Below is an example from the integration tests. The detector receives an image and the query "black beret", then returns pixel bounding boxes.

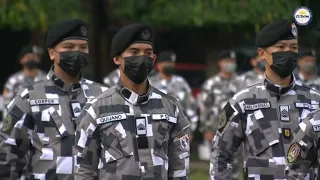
[217,50,237,61]
[298,46,316,58]
[111,23,155,58]
[46,19,88,48]
[157,51,176,63]
[256,19,298,47]
[19,45,35,59]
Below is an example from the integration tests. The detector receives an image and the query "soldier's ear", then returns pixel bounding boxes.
[257,48,265,60]
[152,54,157,65]
[113,56,121,65]
[48,48,55,61]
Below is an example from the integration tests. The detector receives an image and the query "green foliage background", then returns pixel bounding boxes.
[0,0,301,32]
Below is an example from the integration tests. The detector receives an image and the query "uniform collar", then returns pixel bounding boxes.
[47,66,82,93]
[116,80,152,105]
[264,74,295,95]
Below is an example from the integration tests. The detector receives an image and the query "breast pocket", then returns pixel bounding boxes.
[33,105,68,146]
[246,110,279,156]
[151,114,176,159]
[99,120,133,163]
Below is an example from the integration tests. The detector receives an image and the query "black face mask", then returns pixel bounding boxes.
[163,66,175,76]
[123,56,154,84]
[24,60,39,70]
[270,51,298,78]
[58,51,89,77]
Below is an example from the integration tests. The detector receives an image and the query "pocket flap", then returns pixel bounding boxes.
[48,107,68,138]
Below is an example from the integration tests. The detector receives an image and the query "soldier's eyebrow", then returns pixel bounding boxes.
[61,42,74,46]
[128,48,139,51]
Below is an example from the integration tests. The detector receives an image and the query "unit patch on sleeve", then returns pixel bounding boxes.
[287,143,301,163]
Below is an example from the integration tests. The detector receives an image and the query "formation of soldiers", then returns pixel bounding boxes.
[0,17,320,180]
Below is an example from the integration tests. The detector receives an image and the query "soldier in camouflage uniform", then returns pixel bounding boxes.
[103,68,120,88]
[285,109,320,179]
[3,45,46,117]
[237,51,265,90]
[0,19,107,180]
[209,19,320,179]
[294,46,320,91]
[75,23,190,180]
[149,51,198,135]
[198,50,241,178]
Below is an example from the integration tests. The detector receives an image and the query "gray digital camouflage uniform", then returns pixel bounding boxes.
[74,80,190,180]
[198,74,242,179]
[237,70,264,91]
[295,72,320,91]
[0,67,107,180]
[3,70,47,107]
[286,108,320,180]
[198,74,239,132]
[149,74,198,134]
[103,68,120,88]
[209,75,320,180]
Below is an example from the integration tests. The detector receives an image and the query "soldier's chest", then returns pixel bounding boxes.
[96,103,177,161]
[29,90,88,145]
[244,95,318,146]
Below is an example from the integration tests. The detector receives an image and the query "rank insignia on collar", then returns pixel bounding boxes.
[282,128,291,138]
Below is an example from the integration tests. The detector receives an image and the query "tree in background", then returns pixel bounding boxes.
[0,0,305,80]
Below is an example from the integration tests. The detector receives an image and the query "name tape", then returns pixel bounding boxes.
[295,103,319,110]
[244,102,271,111]
[96,113,127,124]
[30,99,59,106]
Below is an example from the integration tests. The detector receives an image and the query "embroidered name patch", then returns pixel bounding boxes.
[30,99,59,105]
[287,143,301,163]
[96,113,127,124]
[295,103,319,110]
[243,102,270,111]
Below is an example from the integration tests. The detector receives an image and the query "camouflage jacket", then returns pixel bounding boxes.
[74,80,190,180]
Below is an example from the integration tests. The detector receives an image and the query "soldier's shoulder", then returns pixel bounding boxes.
[295,81,320,96]
[90,86,118,104]
[152,87,179,104]
[202,74,220,89]
[6,71,24,83]
[231,81,264,102]
[82,78,106,88]
[173,75,187,82]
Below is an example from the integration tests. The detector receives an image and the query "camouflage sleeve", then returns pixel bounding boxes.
[74,100,101,180]
[209,101,245,180]
[198,80,216,132]
[168,101,191,180]
[178,80,198,134]
[286,114,319,179]
[103,76,112,88]
[0,88,32,179]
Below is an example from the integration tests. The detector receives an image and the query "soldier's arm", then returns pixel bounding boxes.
[209,101,245,180]
[286,115,319,179]
[3,77,14,103]
[74,102,101,180]
[0,88,32,179]
[198,80,216,132]
[168,102,191,180]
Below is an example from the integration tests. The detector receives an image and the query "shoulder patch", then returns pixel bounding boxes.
[2,115,13,132]
[217,111,228,133]
[287,143,301,163]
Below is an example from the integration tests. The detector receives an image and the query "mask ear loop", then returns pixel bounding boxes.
[261,49,272,67]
